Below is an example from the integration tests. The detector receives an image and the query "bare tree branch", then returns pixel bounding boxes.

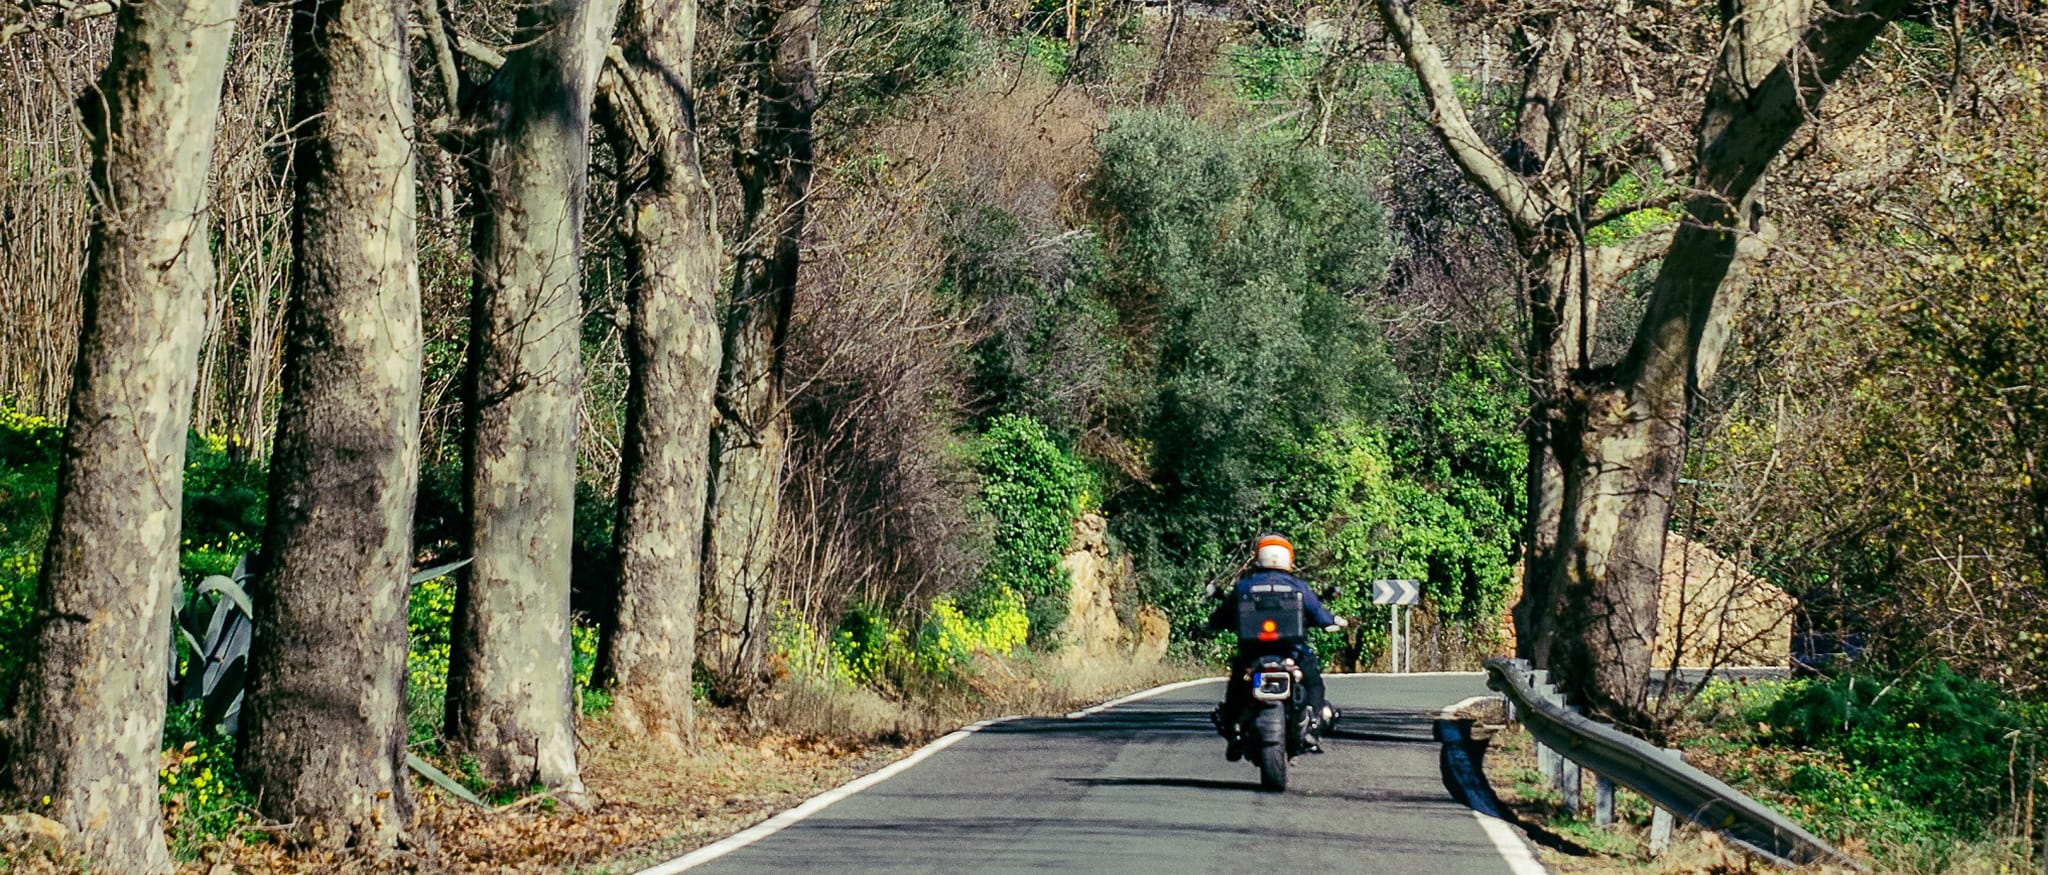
[414,0,464,109]
[1,0,116,45]
[1373,0,1560,237]
[1590,224,1677,286]
[1696,0,1912,204]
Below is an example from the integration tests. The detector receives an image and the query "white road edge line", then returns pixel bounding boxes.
[1063,677,1218,719]
[1472,811,1551,875]
[635,676,1220,874]
[1437,690,1550,875]
[632,716,1015,875]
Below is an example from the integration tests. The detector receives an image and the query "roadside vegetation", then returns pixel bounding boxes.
[1,0,2044,871]
[1489,670,2046,874]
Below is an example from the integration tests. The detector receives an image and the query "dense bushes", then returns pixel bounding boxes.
[972,415,1090,643]
[943,199,1116,439]
[1761,666,2043,835]
[1689,666,2047,862]
[1087,108,1404,639]
[0,404,58,690]
[822,591,1030,688]
[1690,74,2048,695]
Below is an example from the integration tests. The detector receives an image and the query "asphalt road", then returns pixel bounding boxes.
[667,673,1539,874]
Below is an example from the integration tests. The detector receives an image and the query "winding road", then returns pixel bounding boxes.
[643,674,1546,874]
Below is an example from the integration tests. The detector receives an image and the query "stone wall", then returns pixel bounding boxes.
[1501,532,1794,668]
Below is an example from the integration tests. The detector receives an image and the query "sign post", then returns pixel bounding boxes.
[1371,579,1420,673]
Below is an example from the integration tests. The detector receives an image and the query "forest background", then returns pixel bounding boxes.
[1,0,2045,871]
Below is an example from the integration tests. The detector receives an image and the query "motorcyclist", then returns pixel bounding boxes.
[1207,533,1339,759]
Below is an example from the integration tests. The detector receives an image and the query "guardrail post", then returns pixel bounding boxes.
[1530,670,1560,783]
[1594,774,1615,826]
[1558,705,1583,812]
[1650,804,1673,856]
[1649,747,1681,856]
[1502,658,1530,721]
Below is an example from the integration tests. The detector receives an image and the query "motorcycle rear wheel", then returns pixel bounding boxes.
[1257,742,1287,791]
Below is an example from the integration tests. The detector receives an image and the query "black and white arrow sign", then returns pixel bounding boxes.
[1371,579,1420,606]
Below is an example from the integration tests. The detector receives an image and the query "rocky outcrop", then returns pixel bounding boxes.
[1058,513,1168,663]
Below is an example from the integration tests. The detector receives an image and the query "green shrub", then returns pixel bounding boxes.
[833,602,910,687]
[0,403,59,545]
[0,552,36,693]
[180,432,266,549]
[1758,666,2044,837]
[1090,108,1400,643]
[940,199,1115,439]
[829,0,979,110]
[771,605,856,687]
[178,532,258,582]
[1228,45,1312,103]
[1004,34,1070,79]
[0,404,60,694]
[407,572,457,746]
[974,414,1090,644]
[915,589,1029,674]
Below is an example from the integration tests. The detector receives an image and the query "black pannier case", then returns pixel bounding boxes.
[1236,586,1304,642]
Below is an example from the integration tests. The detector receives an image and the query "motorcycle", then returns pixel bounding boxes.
[1239,652,1311,791]
[1217,584,1345,792]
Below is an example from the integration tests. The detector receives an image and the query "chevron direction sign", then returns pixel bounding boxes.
[1371,579,1420,606]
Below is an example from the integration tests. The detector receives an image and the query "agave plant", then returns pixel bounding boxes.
[167,553,256,735]
[166,554,472,738]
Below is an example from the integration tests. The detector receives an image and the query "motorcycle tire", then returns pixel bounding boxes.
[1257,741,1287,791]
[1254,706,1288,792]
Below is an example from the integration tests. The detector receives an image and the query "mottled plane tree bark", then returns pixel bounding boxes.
[236,0,422,848]
[1377,0,1907,728]
[445,0,623,800]
[0,0,240,868]
[1370,0,1677,671]
[591,0,723,748]
[1544,0,1907,729]
[698,0,818,699]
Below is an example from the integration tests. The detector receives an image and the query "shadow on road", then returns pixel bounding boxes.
[1060,775,1264,792]
[1434,718,1594,860]
[1325,709,1435,745]
[982,709,1218,737]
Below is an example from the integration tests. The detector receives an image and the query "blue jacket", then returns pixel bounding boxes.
[1206,569,1337,633]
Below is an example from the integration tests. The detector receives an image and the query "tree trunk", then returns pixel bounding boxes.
[699,0,817,699]
[1544,204,1768,732]
[447,0,622,802]
[594,0,722,749]
[0,0,239,868]
[1540,0,1907,729]
[236,0,421,848]
[1513,246,1574,665]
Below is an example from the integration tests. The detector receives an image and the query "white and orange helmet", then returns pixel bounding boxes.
[1253,533,1295,571]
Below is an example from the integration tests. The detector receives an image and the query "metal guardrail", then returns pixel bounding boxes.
[1481,657,1864,871]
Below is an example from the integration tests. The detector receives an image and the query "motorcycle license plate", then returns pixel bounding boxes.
[1252,671,1291,701]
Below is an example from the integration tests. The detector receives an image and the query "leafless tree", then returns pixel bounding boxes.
[440,0,623,801]
[698,0,820,699]
[1375,0,1908,729]
[592,0,724,749]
